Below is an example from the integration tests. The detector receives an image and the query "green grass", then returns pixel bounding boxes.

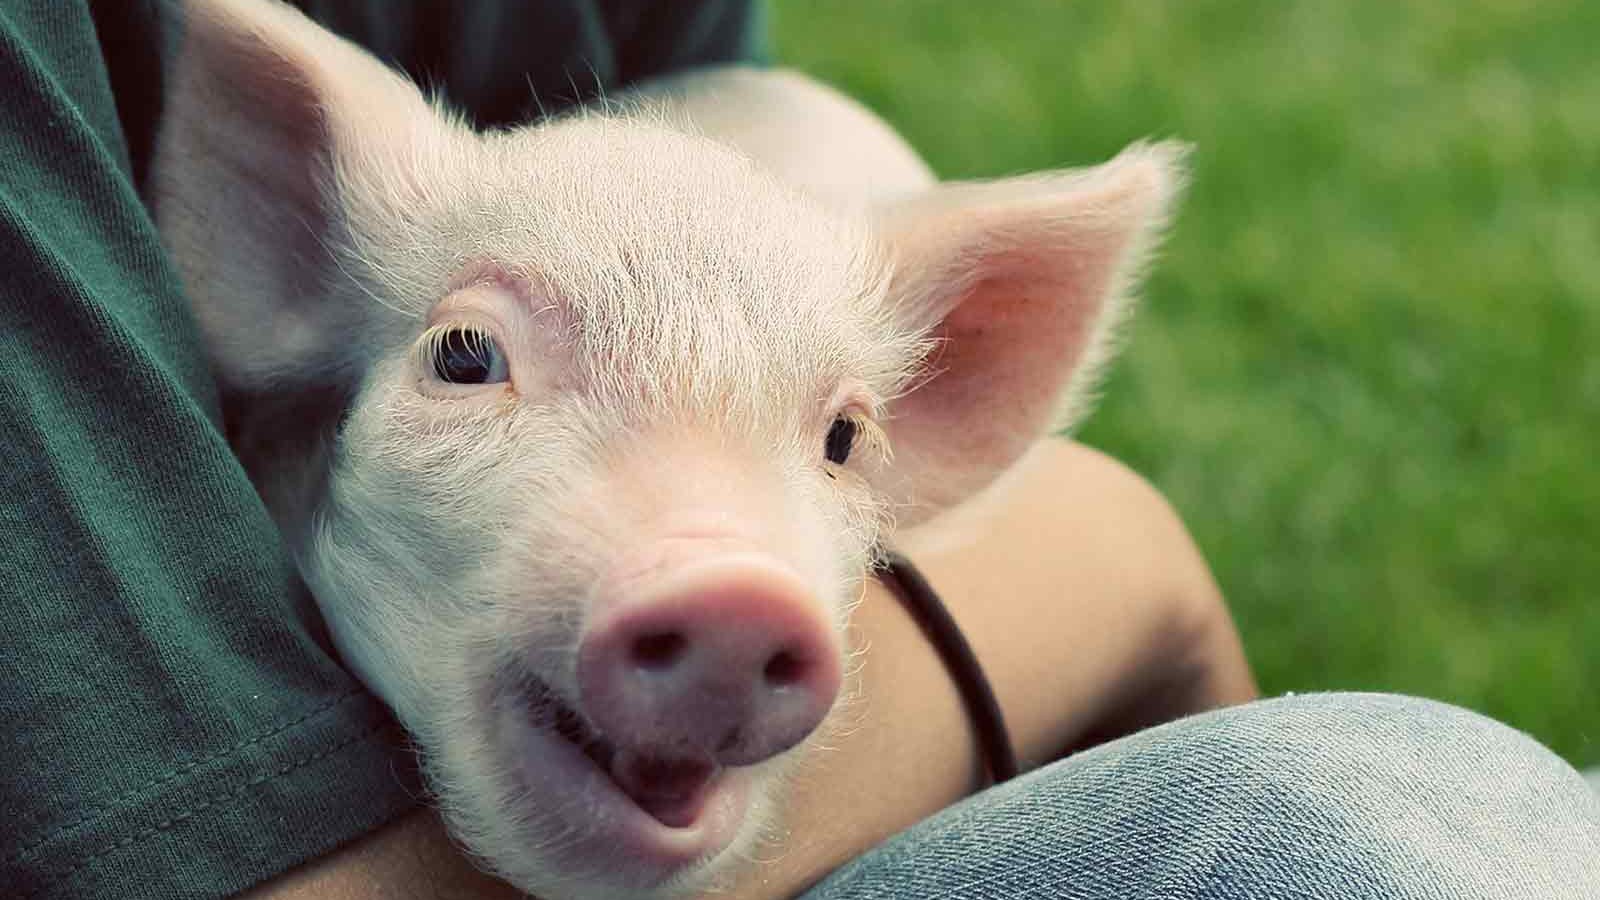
[771,0,1600,767]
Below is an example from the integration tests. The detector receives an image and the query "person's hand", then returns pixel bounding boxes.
[244,438,1255,900]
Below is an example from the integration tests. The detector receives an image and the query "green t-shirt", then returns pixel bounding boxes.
[0,3,764,898]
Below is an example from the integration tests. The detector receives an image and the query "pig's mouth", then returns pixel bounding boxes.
[523,677,729,830]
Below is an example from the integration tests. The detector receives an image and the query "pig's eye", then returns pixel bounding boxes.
[429,326,509,385]
[824,416,857,465]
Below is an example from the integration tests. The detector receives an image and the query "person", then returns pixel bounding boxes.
[2,3,1594,900]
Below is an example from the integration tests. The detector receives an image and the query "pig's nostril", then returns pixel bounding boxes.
[630,631,688,670]
[763,649,806,687]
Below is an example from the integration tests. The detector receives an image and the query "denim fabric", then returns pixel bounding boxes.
[802,693,1600,899]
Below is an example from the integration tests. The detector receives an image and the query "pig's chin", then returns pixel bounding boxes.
[494,675,756,888]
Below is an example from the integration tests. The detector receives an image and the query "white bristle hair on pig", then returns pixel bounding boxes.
[151,0,1186,896]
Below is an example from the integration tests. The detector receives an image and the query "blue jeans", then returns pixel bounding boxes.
[801,693,1600,899]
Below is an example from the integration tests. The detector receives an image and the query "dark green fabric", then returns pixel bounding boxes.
[0,2,764,898]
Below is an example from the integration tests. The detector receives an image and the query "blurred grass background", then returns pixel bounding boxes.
[770,0,1599,766]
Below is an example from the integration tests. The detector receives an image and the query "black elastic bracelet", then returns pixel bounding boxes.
[873,547,1019,785]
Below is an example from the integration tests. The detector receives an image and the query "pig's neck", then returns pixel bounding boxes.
[221,382,347,555]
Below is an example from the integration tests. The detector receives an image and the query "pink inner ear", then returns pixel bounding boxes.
[891,227,1129,490]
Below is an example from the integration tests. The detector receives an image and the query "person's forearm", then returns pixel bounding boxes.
[897,438,1257,767]
[239,807,523,899]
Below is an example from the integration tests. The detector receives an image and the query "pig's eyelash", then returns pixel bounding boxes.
[414,322,500,379]
[844,412,892,465]
[414,323,460,371]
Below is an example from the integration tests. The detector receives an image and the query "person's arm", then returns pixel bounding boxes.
[243,437,1255,900]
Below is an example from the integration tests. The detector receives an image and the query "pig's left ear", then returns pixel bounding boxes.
[876,141,1187,522]
[153,0,437,394]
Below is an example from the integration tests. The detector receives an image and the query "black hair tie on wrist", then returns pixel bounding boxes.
[872,547,1019,785]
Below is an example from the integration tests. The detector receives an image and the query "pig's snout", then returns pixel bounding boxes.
[578,559,842,767]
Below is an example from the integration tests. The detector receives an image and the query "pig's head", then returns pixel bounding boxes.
[153,1,1183,897]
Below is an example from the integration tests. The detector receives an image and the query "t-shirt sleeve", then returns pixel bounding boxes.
[0,4,422,900]
[1,1,762,898]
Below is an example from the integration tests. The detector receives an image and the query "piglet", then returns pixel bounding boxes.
[152,0,1184,897]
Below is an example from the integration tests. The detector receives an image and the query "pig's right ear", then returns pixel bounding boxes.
[873,142,1187,525]
[153,0,434,391]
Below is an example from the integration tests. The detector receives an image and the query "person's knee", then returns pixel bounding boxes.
[1106,692,1600,897]
[800,693,1599,899]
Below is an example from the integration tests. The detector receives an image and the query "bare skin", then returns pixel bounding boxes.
[243,438,1256,900]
